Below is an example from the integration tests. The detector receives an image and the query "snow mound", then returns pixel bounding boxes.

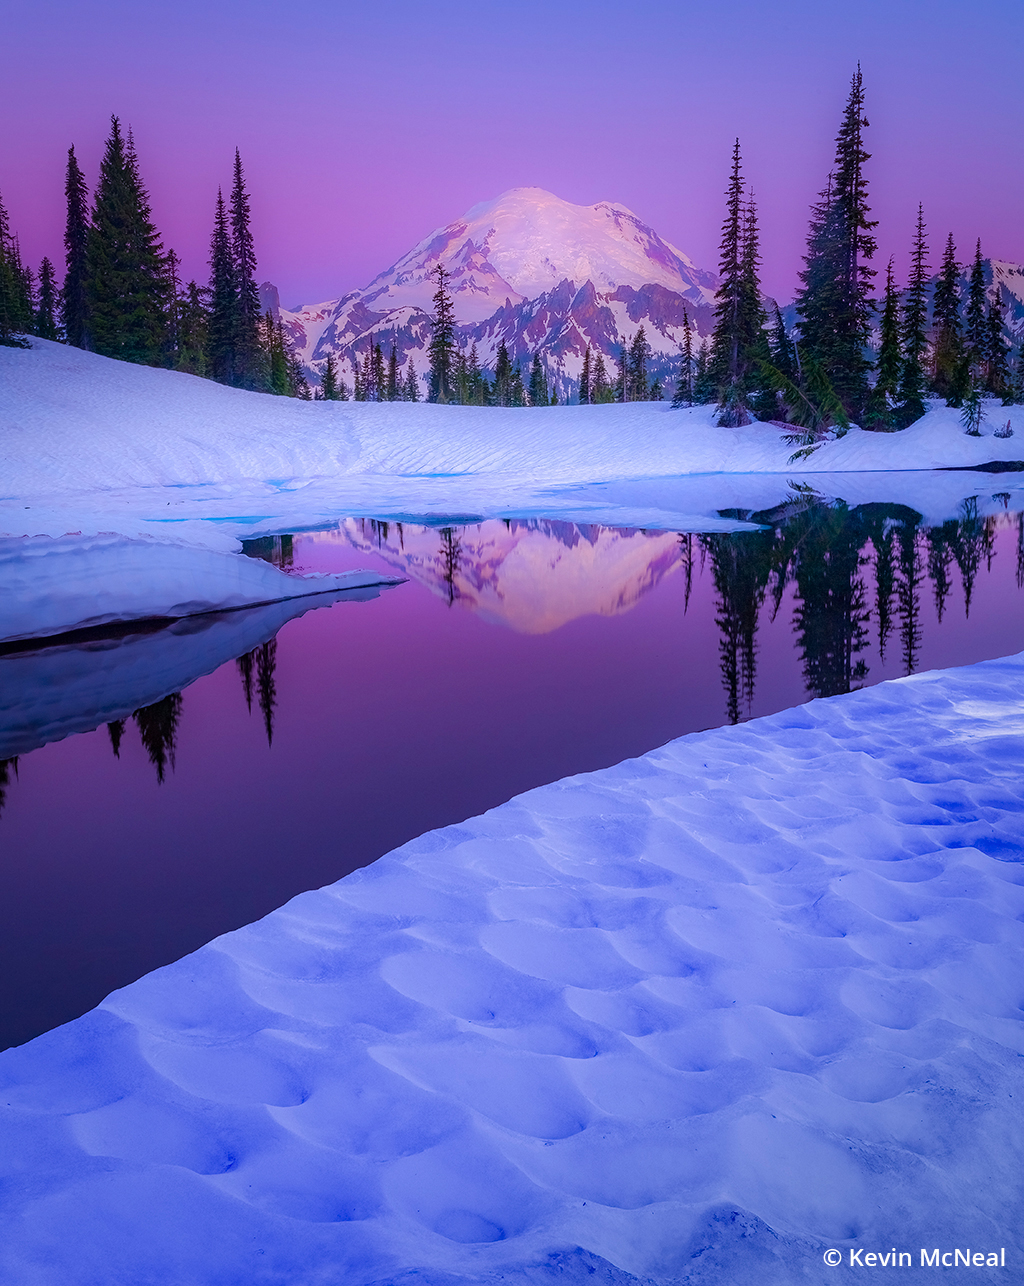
[0,532,399,643]
[4,342,1024,554]
[1,655,1022,1283]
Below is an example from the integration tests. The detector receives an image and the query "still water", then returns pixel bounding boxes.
[3,496,1024,1049]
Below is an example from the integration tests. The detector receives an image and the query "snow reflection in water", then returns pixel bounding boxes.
[2,494,1024,1048]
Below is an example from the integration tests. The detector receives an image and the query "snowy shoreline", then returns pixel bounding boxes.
[1,653,1022,1284]
[4,341,1024,553]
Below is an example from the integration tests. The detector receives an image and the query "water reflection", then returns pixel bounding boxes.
[335,498,1024,722]
[696,498,1018,718]
[0,584,388,800]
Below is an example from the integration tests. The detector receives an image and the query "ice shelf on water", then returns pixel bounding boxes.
[1,653,1022,1285]
[0,532,401,643]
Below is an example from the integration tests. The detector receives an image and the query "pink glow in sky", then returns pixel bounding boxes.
[2,0,1022,307]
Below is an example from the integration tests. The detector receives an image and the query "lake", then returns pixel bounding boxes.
[2,492,1023,1050]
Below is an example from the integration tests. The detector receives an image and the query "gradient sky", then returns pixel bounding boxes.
[2,0,1022,308]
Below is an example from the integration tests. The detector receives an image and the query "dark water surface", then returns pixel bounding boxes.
[3,498,1024,1049]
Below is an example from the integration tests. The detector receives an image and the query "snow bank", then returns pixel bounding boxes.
[2,654,1022,1284]
[0,532,400,643]
[4,340,1024,550]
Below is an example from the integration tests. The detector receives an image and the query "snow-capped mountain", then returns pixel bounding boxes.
[272,188,721,398]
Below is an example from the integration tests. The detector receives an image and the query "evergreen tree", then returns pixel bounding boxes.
[529,352,548,405]
[0,190,32,346]
[427,263,456,402]
[207,189,235,382]
[1011,342,1024,406]
[492,338,514,406]
[319,351,342,399]
[864,258,902,428]
[931,233,962,398]
[769,304,797,382]
[961,379,984,435]
[262,312,288,393]
[709,141,751,424]
[60,145,90,347]
[465,342,487,404]
[985,296,1010,398]
[579,345,592,404]
[509,361,527,407]
[288,349,311,398]
[692,341,715,403]
[403,359,420,401]
[177,281,209,376]
[629,326,652,401]
[34,257,59,339]
[84,118,168,363]
[964,239,987,364]
[614,338,628,402]
[387,342,399,400]
[229,150,266,390]
[590,351,613,403]
[371,341,386,402]
[895,205,929,427]
[794,68,877,420]
[671,313,694,408]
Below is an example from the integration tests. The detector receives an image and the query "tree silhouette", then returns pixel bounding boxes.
[439,527,462,606]
[0,758,18,818]
[256,640,277,746]
[133,693,183,783]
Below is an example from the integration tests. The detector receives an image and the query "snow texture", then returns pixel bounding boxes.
[3,341,1024,554]
[1,654,1022,1284]
[0,532,399,643]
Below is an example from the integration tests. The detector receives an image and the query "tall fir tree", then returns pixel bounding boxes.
[896,205,929,427]
[579,345,592,405]
[35,257,59,339]
[590,351,612,403]
[931,233,962,398]
[84,118,167,363]
[229,150,265,390]
[207,189,235,383]
[492,338,513,406]
[403,359,420,401]
[964,240,987,359]
[60,145,90,347]
[985,297,1010,399]
[671,312,694,408]
[710,140,750,425]
[794,68,877,420]
[387,342,399,400]
[528,353,549,405]
[371,341,386,402]
[427,263,456,403]
[865,258,902,428]
[629,326,653,401]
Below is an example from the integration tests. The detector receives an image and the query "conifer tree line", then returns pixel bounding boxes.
[424,265,663,406]
[0,116,314,398]
[681,66,1024,434]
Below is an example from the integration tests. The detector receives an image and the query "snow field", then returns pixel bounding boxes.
[1,654,1022,1284]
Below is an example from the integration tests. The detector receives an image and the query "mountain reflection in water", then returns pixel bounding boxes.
[337,498,1022,717]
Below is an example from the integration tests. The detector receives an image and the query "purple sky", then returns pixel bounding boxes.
[2,0,1022,308]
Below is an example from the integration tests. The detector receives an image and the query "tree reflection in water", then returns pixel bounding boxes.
[132,693,184,783]
[0,758,17,818]
[701,497,1006,723]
